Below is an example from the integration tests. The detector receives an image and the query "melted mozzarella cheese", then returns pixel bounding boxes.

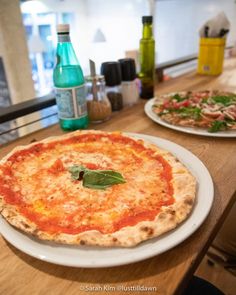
[2,134,172,234]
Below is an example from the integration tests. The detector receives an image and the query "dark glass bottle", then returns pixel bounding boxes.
[138,16,155,99]
[53,24,88,130]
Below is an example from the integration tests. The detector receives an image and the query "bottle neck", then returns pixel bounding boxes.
[142,23,153,39]
[55,33,79,66]
[57,33,71,43]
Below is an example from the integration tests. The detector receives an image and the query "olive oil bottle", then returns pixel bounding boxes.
[53,24,88,130]
[138,16,155,99]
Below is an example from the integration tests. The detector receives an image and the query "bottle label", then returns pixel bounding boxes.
[55,84,87,119]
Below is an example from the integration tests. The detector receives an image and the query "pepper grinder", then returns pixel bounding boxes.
[118,58,139,106]
[101,62,123,111]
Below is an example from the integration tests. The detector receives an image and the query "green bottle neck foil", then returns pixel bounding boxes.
[53,33,88,130]
[139,22,155,99]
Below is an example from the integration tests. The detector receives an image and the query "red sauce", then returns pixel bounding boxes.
[2,165,13,177]
[8,143,44,162]
[84,163,101,170]
[113,210,158,232]
[0,133,174,235]
[48,159,65,175]
[0,167,21,205]
[7,134,147,162]
[156,155,174,197]
[0,184,22,206]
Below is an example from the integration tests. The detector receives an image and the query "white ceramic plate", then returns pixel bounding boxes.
[145,98,236,137]
[0,133,214,268]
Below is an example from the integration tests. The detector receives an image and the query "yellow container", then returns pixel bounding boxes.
[197,38,226,75]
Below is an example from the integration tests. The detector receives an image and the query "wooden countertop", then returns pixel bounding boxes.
[0,58,236,295]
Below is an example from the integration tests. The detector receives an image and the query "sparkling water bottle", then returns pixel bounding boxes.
[53,24,88,130]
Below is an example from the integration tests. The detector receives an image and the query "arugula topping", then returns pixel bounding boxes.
[68,165,126,190]
[208,120,228,133]
[171,94,187,102]
[211,95,236,106]
[161,107,202,120]
[177,107,202,120]
[201,98,208,104]
[158,109,170,116]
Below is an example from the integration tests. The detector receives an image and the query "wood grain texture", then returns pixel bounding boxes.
[0,58,236,295]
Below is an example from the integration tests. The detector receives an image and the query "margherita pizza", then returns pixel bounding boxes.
[0,130,196,247]
[152,90,236,132]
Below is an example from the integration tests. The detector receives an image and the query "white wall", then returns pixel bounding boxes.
[21,0,236,75]
[155,0,236,63]
[21,0,149,75]
[85,0,149,72]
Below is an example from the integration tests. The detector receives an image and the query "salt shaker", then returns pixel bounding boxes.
[119,58,140,106]
[101,62,123,111]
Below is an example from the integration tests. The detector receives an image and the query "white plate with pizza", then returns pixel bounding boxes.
[0,131,214,267]
[144,90,236,137]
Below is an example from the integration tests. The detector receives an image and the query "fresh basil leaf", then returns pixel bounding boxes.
[83,170,126,190]
[81,183,110,190]
[68,166,126,190]
[208,120,228,133]
[68,165,87,180]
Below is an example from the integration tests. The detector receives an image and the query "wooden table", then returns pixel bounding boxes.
[1,58,236,295]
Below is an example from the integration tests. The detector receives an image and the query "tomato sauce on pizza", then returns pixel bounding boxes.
[0,131,195,247]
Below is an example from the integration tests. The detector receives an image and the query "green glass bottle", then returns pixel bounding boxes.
[53,24,88,130]
[138,16,155,99]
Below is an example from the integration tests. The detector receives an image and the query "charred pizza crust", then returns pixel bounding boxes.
[0,130,196,247]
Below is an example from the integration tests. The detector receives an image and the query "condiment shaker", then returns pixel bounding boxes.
[101,62,123,111]
[85,75,111,123]
[118,58,139,106]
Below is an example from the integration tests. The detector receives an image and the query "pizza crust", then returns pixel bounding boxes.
[0,130,196,247]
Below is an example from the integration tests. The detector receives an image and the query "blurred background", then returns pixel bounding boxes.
[0,0,236,142]
[2,0,236,96]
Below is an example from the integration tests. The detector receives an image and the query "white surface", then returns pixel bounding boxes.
[0,133,214,268]
[155,0,236,62]
[145,98,236,138]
